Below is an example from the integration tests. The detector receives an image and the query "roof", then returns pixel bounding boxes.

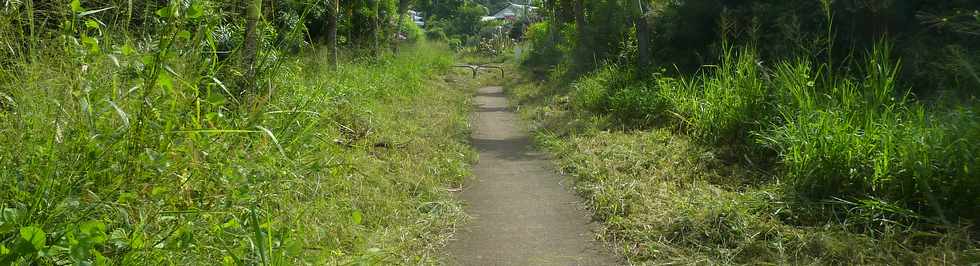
[491,3,538,19]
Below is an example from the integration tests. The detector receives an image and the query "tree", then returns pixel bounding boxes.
[394,0,412,53]
[573,0,591,69]
[243,0,262,89]
[374,0,382,58]
[327,0,339,68]
[636,0,651,68]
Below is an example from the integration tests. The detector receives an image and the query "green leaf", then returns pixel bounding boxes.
[109,228,129,248]
[0,244,11,264]
[79,7,116,17]
[81,36,100,54]
[129,231,145,249]
[207,93,226,106]
[156,6,172,18]
[156,72,173,90]
[351,210,363,225]
[70,0,84,13]
[177,30,192,41]
[121,43,135,56]
[141,55,155,66]
[0,208,19,234]
[85,19,100,29]
[79,220,107,245]
[150,186,169,196]
[19,226,46,251]
[92,250,107,265]
[221,219,240,229]
[187,3,205,19]
[116,192,136,203]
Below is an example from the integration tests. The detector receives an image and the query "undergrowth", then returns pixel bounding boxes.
[0,42,475,264]
[506,41,980,263]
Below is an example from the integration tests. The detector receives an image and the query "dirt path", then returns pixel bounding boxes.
[447,87,618,265]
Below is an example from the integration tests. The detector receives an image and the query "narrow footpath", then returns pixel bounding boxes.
[448,86,618,265]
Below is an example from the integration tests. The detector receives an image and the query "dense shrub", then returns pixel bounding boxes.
[523,21,573,69]
[569,65,664,124]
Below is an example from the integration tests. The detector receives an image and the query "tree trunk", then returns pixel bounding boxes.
[636,1,651,68]
[548,0,559,44]
[243,0,262,90]
[327,0,339,69]
[373,0,381,58]
[573,0,591,68]
[574,0,586,38]
[394,0,410,53]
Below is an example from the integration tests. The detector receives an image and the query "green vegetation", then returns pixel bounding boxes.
[509,64,980,264]
[513,0,980,264]
[0,40,476,264]
[3,0,978,264]
[0,0,486,264]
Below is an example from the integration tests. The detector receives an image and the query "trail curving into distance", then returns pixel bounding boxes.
[447,86,618,265]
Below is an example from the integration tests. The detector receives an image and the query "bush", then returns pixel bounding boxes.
[400,16,424,43]
[566,64,666,125]
[570,65,618,112]
[523,21,574,68]
[607,83,665,124]
[426,27,447,41]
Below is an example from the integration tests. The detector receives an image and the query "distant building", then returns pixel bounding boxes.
[408,10,424,27]
[481,2,538,22]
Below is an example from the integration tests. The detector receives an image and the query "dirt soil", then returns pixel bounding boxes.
[447,86,619,265]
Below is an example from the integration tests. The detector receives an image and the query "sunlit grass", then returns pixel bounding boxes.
[0,40,475,264]
[509,40,980,264]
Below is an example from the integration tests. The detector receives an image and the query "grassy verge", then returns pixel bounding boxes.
[506,68,980,264]
[0,43,476,264]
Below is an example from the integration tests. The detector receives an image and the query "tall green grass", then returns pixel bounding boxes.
[549,42,979,225]
[0,36,471,264]
[660,48,768,145]
[4,1,477,264]
[764,44,980,222]
[510,71,978,264]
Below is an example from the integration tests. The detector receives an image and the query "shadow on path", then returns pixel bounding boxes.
[447,86,619,265]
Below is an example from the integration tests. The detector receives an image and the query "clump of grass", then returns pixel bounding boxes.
[561,47,771,144]
[569,65,619,113]
[764,43,980,223]
[660,47,769,145]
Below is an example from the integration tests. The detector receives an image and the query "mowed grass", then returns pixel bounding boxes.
[506,71,980,264]
[0,43,476,264]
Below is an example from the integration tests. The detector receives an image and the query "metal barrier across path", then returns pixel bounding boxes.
[453,65,505,78]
